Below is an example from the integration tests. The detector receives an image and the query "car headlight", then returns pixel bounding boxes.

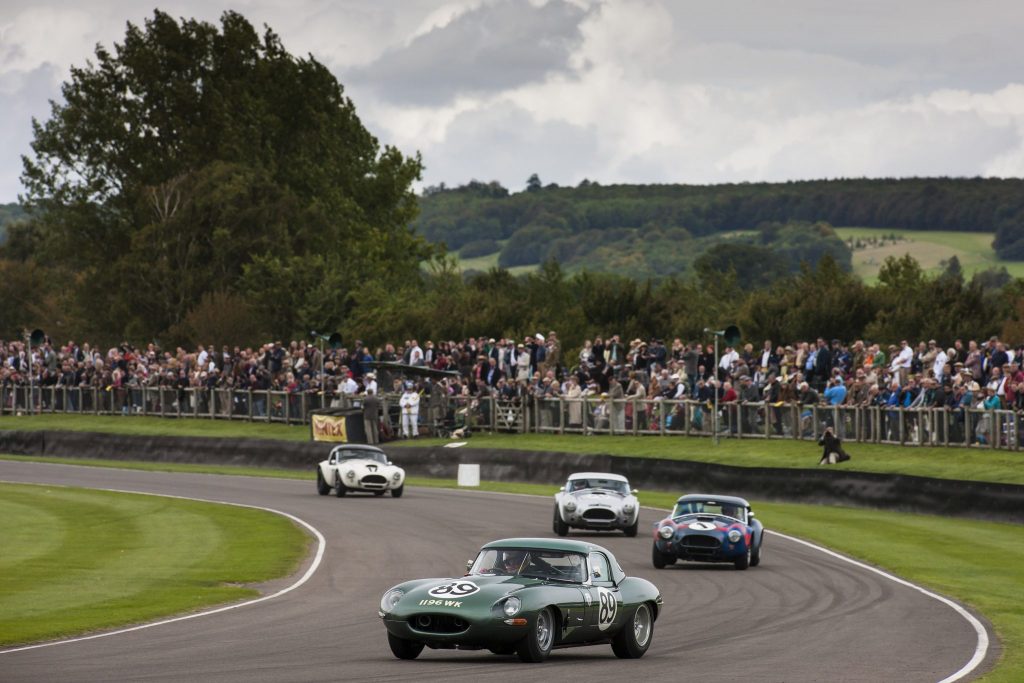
[380,588,404,613]
[623,503,635,513]
[564,500,577,512]
[503,596,522,617]
[728,529,742,543]
[345,470,355,480]
[392,471,401,481]
[658,525,674,539]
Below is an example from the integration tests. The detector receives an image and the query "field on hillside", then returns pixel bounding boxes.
[443,228,1023,283]
[835,228,1024,283]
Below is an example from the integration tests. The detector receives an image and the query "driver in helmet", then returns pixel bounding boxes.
[499,550,527,574]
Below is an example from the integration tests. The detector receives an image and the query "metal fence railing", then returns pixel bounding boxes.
[2,386,1019,451]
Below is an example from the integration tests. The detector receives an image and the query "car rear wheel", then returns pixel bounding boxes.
[516,607,554,662]
[334,474,347,497]
[553,508,569,536]
[387,633,424,660]
[316,469,330,496]
[611,603,654,659]
[391,484,404,498]
[652,544,672,569]
[734,544,751,570]
[623,518,639,537]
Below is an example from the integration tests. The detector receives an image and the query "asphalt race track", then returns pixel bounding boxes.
[0,460,994,682]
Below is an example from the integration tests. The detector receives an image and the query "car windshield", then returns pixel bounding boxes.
[470,548,586,583]
[568,478,629,494]
[672,500,747,523]
[334,449,387,465]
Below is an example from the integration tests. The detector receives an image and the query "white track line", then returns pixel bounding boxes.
[767,530,989,683]
[0,482,326,655]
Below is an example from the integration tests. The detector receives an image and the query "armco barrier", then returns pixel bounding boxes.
[1,430,1021,523]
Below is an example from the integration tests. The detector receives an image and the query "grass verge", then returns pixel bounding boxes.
[1,454,1017,680]
[3,415,1023,485]
[0,481,309,647]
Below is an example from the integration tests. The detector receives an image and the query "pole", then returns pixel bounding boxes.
[26,330,33,415]
[713,333,719,446]
[320,337,325,402]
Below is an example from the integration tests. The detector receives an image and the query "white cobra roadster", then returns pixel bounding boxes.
[553,472,639,536]
[316,444,405,498]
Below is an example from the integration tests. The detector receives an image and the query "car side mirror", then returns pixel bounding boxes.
[631,488,639,495]
[387,461,393,466]
[559,486,565,492]
[466,559,474,571]
[592,566,602,578]
[748,511,755,518]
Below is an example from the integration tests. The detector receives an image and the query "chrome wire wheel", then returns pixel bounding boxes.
[535,609,553,651]
[633,604,652,648]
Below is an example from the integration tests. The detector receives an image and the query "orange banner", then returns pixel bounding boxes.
[311,414,348,442]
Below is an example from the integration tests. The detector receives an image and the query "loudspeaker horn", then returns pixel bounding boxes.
[29,329,46,346]
[722,325,741,347]
[328,332,343,349]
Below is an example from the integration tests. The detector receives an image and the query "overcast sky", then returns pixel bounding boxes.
[2,0,1023,202]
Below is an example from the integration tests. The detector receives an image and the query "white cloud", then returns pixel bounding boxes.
[1,0,1023,202]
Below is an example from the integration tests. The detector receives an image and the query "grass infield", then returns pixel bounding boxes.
[0,482,309,647]
[1,455,1019,680]
[2,414,1022,485]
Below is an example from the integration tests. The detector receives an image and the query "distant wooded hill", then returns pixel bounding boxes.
[0,203,26,244]
[416,177,1024,279]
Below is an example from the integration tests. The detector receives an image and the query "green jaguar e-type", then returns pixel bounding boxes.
[379,537,662,662]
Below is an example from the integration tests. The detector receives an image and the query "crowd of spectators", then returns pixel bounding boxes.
[4,332,1023,435]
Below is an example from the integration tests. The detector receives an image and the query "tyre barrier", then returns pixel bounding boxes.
[1,430,1021,523]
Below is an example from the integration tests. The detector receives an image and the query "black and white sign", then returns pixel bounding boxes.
[427,581,480,598]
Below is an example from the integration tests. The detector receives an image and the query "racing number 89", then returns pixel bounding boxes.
[429,581,478,597]
[598,590,616,627]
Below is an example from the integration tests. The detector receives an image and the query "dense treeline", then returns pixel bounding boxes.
[418,177,1024,274]
[344,254,1022,353]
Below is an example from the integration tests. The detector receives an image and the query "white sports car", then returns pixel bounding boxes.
[316,444,405,498]
[553,472,639,537]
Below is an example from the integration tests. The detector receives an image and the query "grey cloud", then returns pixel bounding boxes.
[0,63,62,202]
[417,102,599,191]
[345,0,590,106]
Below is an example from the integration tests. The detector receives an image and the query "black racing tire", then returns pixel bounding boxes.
[334,474,347,497]
[611,602,654,659]
[553,508,569,536]
[734,544,751,570]
[516,607,555,663]
[623,518,639,537]
[373,490,386,497]
[488,645,516,656]
[387,633,424,660]
[751,537,762,567]
[316,468,330,496]
[391,484,404,498]
[652,544,668,569]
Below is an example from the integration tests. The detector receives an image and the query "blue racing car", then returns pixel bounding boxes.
[651,494,764,570]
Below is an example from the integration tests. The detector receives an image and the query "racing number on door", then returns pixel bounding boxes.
[428,581,480,598]
[596,587,617,631]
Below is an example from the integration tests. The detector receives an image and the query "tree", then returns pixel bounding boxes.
[21,10,428,344]
[526,173,542,193]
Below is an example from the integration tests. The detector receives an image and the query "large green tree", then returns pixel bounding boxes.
[21,10,427,344]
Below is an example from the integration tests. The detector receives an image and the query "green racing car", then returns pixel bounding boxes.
[379,537,663,662]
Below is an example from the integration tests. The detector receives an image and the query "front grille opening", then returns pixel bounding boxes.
[409,613,470,634]
[582,508,616,520]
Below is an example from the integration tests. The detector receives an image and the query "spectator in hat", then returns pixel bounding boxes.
[399,383,420,438]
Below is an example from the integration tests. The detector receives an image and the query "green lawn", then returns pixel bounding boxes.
[4,415,1022,485]
[834,227,1024,283]
[0,482,309,646]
